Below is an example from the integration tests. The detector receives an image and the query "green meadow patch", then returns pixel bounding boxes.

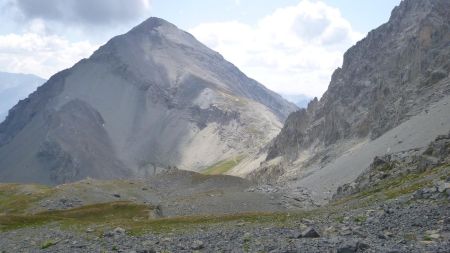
[201,156,244,175]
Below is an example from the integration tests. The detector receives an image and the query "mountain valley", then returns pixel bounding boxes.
[0,0,449,252]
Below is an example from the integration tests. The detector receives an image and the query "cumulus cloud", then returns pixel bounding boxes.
[0,0,152,78]
[0,31,98,78]
[13,0,152,26]
[190,0,363,98]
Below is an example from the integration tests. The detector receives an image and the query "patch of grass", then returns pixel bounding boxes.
[0,184,54,214]
[332,164,449,209]
[0,214,51,231]
[41,239,58,249]
[44,201,151,219]
[404,233,416,241]
[0,201,153,232]
[354,215,367,223]
[384,181,431,199]
[243,235,251,252]
[201,156,244,175]
[423,235,433,241]
[0,201,314,235]
[334,216,344,223]
[128,211,296,234]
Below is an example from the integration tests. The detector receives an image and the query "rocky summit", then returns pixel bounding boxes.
[0,0,449,252]
[0,17,296,185]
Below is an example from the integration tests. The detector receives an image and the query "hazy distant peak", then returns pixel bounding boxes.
[0,71,46,122]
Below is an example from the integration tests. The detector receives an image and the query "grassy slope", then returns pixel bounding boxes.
[0,184,54,214]
[0,201,312,234]
[201,156,244,175]
[0,164,447,235]
[332,164,449,209]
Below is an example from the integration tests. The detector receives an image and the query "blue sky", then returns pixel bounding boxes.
[0,0,401,98]
[153,0,399,33]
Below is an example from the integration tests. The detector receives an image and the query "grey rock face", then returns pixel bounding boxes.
[0,17,296,184]
[263,0,450,176]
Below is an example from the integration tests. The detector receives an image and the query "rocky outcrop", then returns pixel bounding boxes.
[0,17,296,185]
[334,131,450,199]
[261,0,450,180]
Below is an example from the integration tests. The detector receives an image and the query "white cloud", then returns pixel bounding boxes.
[0,31,98,78]
[0,0,152,79]
[190,0,363,98]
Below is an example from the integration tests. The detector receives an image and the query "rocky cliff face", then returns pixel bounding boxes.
[0,17,296,185]
[260,0,450,178]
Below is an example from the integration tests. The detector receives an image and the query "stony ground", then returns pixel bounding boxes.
[0,196,448,253]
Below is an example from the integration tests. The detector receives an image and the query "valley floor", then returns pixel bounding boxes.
[0,163,449,252]
[0,195,448,252]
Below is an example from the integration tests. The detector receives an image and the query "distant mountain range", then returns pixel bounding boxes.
[281,94,313,108]
[0,72,45,122]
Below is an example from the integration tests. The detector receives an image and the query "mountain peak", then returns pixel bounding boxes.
[115,16,210,55]
[130,17,176,33]
[389,0,434,22]
[0,16,296,184]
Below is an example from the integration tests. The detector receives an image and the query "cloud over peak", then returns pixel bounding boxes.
[190,0,363,97]
[0,32,98,78]
[0,0,153,78]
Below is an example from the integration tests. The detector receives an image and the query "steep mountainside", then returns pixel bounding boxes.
[0,72,45,122]
[249,0,450,184]
[0,17,296,185]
